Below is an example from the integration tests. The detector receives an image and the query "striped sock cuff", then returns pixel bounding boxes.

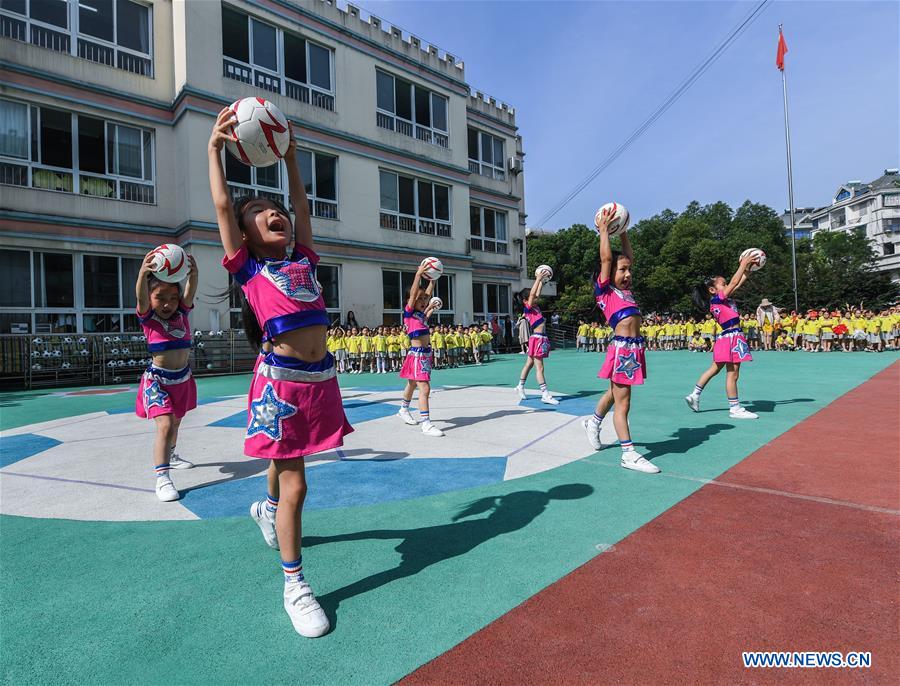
[266,495,278,512]
[694,384,704,395]
[591,412,604,425]
[540,383,548,392]
[155,463,170,476]
[282,558,304,581]
[518,378,527,385]
[619,440,634,451]
[420,410,430,420]
[728,396,740,406]
[401,400,411,409]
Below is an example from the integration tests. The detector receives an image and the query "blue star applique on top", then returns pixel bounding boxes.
[247,383,298,441]
[732,338,751,359]
[614,352,642,380]
[143,380,169,410]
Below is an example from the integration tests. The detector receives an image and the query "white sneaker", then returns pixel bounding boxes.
[250,500,279,550]
[684,394,700,413]
[398,408,417,425]
[729,406,759,420]
[283,581,330,638]
[169,452,194,469]
[620,450,660,474]
[515,384,526,400]
[156,477,180,502]
[421,423,445,437]
[541,392,560,405]
[582,418,603,450]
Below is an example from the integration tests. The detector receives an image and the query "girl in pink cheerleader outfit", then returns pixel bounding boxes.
[135,251,199,502]
[684,252,761,420]
[581,206,658,474]
[209,109,351,638]
[514,276,559,405]
[396,262,443,436]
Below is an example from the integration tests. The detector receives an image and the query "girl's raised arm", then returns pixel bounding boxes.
[406,264,427,309]
[135,252,156,313]
[208,108,243,258]
[722,254,755,298]
[526,277,543,308]
[181,255,199,309]
[283,124,313,251]
[597,206,615,284]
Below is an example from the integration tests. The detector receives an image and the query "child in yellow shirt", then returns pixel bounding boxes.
[374,326,388,373]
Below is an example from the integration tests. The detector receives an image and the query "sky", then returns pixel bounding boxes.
[361,0,900,229]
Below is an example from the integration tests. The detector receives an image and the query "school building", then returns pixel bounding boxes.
[0,0,528,335]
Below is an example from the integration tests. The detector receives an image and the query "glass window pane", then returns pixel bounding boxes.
[40,253,74,308]
[0,249,31,307]
[484,209,495,238]
[318,265,339,309]
[115,125,142,177]
[382,270,400,310]
[283,33,306,83]
[395,79,412,120]
[398,175,414,215]
[376,71,394,112]
[481,132,493,165]
[0,1,26,16]
[0,313,30,334]
[31,0,68,27]
[83,255,120,308]
[469,205,481,236]
[142,130,152,180]
[79,0,113,41]
[35,313,76,333]
[441,275,453,310]
[400,271,416,300]
[40,108,72,169]
[315,154,336,200]
[0,99,29,159]
[251,19,277,71]
[487,284,498,313]
[78,115,105,174]
[434,185,449,221]
[116,0,150,53]
[308,43,331,90]
[499,285,510,313]
[473,282,484,314]
[431,94,447,131]
[225,150,252,185]
[83,312,121,332]
[495,211,507,240]
[417,180,433,218]
[493,137,504,166]
[120,257,141,309]
[255,162,279,188]
[414,86,430,127]
[122,313,139,331]
[221,6,249,62]
[467,128,478,160]
[379,170,397,211]
[297,149,313,196]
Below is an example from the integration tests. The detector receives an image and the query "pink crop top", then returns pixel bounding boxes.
[137,302,192,352]
[223,243,329,342]
[594,277,641,328]
[403,305,429,340]
[523,304,545,331]
[710,291,740,329]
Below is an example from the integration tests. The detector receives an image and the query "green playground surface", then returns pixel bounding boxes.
[1,350,897,685]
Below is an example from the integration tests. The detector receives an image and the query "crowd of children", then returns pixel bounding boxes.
[325,322,496,373]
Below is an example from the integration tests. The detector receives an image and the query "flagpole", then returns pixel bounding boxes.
[779,24,799,312]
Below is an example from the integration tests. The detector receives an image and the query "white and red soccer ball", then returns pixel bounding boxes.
[535,264,553,283]
[740,247,767,272]
[594,202,631,236]
[225,97,291,168]
[149,244,190,283]
[420,257,444,281]
[429,296,443,311]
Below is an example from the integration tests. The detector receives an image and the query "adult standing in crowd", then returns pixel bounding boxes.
[345,310,360,329]
[517,314,530,354]
[756,299,780,351]
[503,316,513,352]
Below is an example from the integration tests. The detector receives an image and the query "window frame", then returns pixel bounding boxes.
[469,204,509,254]
[375,68,449,148]
[379,169,452,238]
[472,281,511,322]
[467,127,506,180]
[296,149,339,220]
[382,268,455,325]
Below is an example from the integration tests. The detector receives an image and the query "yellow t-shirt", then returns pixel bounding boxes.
[374,334,387,352]
[480,331,492,345]
[866,317,881,333]
[346,335,361,354]
[686,322,695,337]
[388,334,401,353]
[577,324,590,337]
[332,336,346,351]
[432,332,444,349]
[359,336,373,353]
[805,320,820,335]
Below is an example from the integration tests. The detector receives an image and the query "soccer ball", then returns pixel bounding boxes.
[225,97,291,168]
[535,264,553,283]
[420,257,444,281]
[429,296,443,311]
[740,248,767,272]
[149,244,190,283]
[594,202,631,236]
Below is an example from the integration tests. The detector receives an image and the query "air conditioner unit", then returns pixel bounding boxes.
[508,157,522,174]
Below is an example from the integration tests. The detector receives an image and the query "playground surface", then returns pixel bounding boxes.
[1,350,898,685]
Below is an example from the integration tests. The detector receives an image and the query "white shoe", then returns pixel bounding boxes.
[398,408,417,425]
[156,477,180,502]
[582,418,603,450]
[684,394,700,413]
[620,450,660,474]
[283,581,330,638]
[421,423,445,437]
[515,384,527,400]
[250,500,279,550]
[541,392,559,405]
[169,452,194,469]
[729,406,759,420]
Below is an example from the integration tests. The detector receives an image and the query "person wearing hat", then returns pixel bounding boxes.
[756,298,779,351]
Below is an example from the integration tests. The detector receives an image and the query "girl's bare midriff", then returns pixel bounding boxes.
[151,349,191,370]
[614,315,643,338]
[273,325,328,362]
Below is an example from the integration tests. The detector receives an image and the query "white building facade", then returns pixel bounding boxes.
[808,169,900,283]
[0,0,528,334]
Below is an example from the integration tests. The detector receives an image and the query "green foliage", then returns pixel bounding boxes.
[526,200,898,317]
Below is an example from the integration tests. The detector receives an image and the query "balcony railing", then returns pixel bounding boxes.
[468,160,505,181]
[222,58,335,112]
[310,198,338,219]
[375,112,448,149]
[469,237,509,254]
[0,159,154,204]
[285,80,335,112]
[1,14,26,41]
[380,211,450,237]
[226,183,337,220]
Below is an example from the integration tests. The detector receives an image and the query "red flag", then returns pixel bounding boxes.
[776,28,788,71]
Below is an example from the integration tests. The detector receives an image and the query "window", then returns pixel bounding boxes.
[468,128,505,180]
[469,205,508,253]
[224,152,285,207]
[883,242,895,256]
[885,194,900,207]
[835,189,851,202]
[0,99,155,203]
[379,170,451,237]
[317,264,340,318]
[382,269,455,325]
[221,6,335,111]
[472,282,511,322]
[296,150,338,219]
[0,0,153,75]
[0,249,31,308]
[82,255,119,308]
[831,209,846,227]
[35,252,74,308]
[375,70,449,148]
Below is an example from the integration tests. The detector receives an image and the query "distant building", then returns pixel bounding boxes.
[808,169,900,283]
[779,207,816,240]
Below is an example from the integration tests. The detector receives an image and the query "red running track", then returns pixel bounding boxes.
[403,362,899,685]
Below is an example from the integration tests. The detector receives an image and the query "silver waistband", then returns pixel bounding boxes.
[257,362,336,383]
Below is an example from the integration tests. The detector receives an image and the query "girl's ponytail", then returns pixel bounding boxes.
[692,278,715,312]
[241,291,264,352]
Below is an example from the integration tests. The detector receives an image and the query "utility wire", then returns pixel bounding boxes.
[535,0,773,228]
